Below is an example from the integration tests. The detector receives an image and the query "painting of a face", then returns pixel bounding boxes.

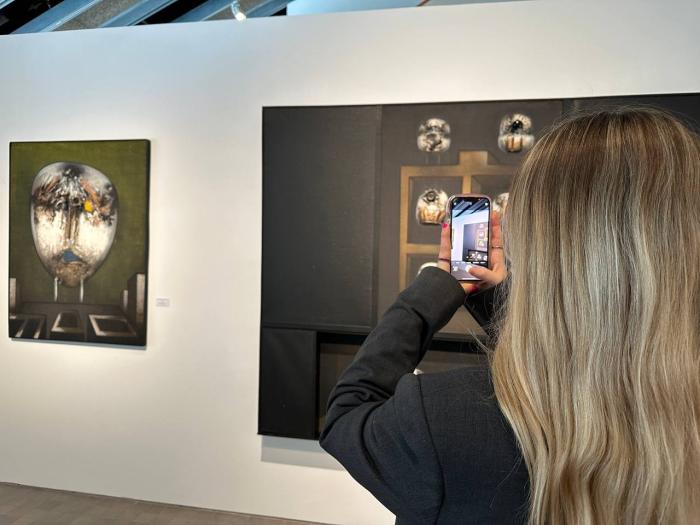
[10,140,149,346]
[30,162,118,287]
[417,118,451,153]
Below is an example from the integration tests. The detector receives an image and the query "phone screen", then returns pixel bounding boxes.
[450,196,490,281]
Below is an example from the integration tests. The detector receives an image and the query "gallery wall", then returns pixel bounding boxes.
[0,1,698,524]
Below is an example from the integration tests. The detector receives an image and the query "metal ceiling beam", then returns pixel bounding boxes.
[101,0,178,27]
[175,0,290,22]
[13,0,103,33]
[0,0,17,9]
[248,0,290,17]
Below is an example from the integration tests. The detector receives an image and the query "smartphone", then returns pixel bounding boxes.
[448,194,491,281]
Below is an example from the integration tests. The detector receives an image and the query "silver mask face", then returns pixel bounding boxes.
[498,113,535,153]
[417,118,451,153]
[30,162,118,288]
[416,188,449,225]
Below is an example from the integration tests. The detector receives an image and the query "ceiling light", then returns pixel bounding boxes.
[231,1,247,21]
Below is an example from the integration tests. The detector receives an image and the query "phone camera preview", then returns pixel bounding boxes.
[450,196,490,280]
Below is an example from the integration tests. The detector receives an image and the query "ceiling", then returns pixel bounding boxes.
[0,0,289,34]
[0,0,523,35]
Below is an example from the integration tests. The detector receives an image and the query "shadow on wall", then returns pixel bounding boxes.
[261,436,343,470]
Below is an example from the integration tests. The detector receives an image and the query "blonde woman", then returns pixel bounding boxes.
[320,108,700,524]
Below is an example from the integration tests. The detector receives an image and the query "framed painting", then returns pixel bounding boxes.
[9,140,150,346]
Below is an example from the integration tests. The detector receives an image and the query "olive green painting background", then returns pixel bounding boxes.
[9,140,149,305]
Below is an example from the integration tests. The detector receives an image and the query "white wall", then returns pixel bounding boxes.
[0,1,698,524]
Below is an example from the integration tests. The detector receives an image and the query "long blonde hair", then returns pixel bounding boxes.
[491,107,700,524]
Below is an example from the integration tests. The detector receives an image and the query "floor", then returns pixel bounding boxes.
[0,483,325,525]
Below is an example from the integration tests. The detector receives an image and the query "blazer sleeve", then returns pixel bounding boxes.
[463,283,506,339]
[319,266,466,524]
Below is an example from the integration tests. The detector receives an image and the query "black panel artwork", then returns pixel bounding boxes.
[259,328,318,439]
[262,106,381,332]
[260,93,700,439]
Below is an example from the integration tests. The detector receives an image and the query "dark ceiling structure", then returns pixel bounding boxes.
[0,1,516,35]
[0,0,289,34]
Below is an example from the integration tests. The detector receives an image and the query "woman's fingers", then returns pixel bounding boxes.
[462,282,480,294]
[437,222,478,294]
[468,265,501,287]
[489,210,505,270]
[491,210,502,245]
[468,211,507,289]
[437,222,451,272]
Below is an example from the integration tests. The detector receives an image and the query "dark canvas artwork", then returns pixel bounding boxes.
[262,94,700,341]
[258,94,700,439]
[259,94,700,440]
[9,140,150,346]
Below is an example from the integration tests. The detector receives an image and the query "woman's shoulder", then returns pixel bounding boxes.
[417,362,519,449]
[418,362,496,400]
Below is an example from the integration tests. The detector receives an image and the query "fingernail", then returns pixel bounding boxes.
[442,223,448,230]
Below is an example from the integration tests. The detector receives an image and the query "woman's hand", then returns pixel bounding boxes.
[436,211,507,294]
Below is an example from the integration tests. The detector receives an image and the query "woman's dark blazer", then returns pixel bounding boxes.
[319,267,529,525]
